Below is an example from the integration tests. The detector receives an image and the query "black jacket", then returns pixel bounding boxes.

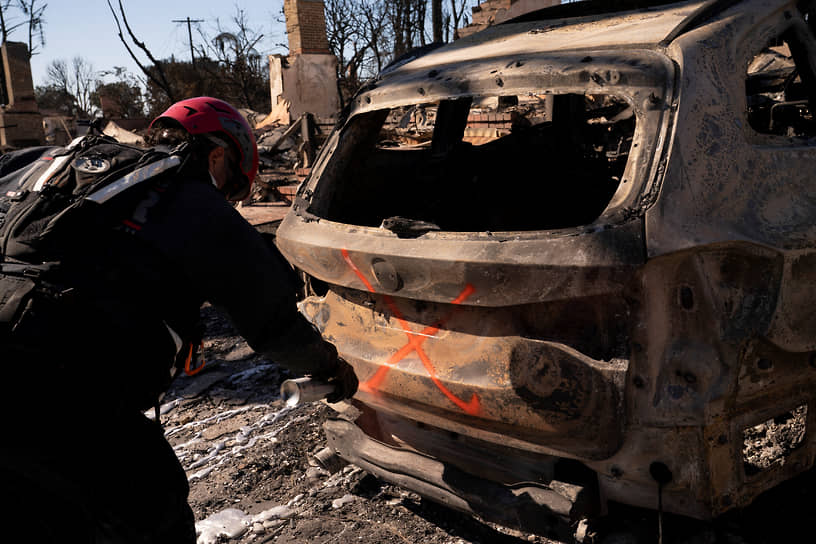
[1,146,335,411]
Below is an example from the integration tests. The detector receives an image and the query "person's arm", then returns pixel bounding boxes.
[140,180,356,398]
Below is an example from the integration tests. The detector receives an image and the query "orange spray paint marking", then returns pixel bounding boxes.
[341,249,480,416]
[341,249,375,292]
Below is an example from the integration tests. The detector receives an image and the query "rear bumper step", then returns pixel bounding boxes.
[324,417,599,535]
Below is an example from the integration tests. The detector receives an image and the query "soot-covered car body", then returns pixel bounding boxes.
[276,0,816,530]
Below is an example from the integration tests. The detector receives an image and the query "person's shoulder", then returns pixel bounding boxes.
[173,175,226,206]
[169,176,251,226]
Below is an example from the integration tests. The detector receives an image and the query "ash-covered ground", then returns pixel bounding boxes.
[156,304,816,544]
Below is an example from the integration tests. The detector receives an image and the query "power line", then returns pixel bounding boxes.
[172,16,204,68]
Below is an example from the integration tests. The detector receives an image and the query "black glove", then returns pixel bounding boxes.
[265,317,338,374]
[313,356,358,403]
[265,316,358,402]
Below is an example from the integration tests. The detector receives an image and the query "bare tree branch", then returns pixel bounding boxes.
[106,0,176,103]
[193,7,268,110]
[448,0,470,40]
[71,56,95,115]
[0,0,34,47]
[43,56,97,117]
[16,0,46,57]
[45,57,68,89]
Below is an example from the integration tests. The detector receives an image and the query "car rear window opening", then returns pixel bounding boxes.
[313,93,636,233]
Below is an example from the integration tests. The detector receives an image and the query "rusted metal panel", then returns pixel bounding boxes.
[300,285,627,459]
[592,242,812,518]
[647,1,816,254]
[277,219,645,305]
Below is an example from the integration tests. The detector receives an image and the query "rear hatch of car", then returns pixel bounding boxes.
[276,17,678,460]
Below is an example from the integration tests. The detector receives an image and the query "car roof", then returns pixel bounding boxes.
[383,0,800,83]
[346,0,789,115]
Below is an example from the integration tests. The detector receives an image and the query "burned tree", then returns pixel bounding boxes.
[324,0,474,104]
[107,0,177,104]
[389,0,427,57]
[194,7,270,111]
[446,0,470,40]
[325,0,390,104]
[43,56,97,117]
[93,67,146,118]
[16,0,45,58]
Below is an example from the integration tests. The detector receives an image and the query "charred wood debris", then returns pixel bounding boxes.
[243,111,326,206]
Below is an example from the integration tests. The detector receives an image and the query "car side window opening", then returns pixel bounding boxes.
[316,92,636,233]
[746,5,816,137]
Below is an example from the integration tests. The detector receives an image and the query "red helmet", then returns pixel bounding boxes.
[150,97,259,200]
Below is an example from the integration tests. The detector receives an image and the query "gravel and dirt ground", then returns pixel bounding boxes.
[154,303,816,544]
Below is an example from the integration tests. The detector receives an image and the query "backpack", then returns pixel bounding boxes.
[0,134,186,350]
[0,134,184,262]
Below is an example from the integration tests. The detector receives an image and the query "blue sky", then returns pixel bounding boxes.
[20,0,288,87]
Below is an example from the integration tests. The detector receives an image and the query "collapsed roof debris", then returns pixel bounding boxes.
[234,107,332,230]
[102,120,145,146]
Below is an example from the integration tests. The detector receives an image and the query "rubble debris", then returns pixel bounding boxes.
[257,99,292,128]
[42,115,74,146]
[257,114,303,154]
[331,493,357,509]
[743,405,808,475]
[235,109,260,128]
[195,504,296,544]
[246,112,328,211]
[102,120,145,146]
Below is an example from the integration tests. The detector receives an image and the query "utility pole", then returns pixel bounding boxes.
[172,16,203,68]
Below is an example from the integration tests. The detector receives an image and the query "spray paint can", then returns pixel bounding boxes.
[280,377,336,407]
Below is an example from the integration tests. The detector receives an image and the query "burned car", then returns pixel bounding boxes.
[276,0,816,533]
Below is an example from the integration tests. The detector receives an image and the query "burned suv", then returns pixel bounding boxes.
[276,0,816,532]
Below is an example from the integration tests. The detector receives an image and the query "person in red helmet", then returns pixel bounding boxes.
[0,97,356,543]
[150,96,260,201]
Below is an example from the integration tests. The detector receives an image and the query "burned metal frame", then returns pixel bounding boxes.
[276,0,816,530]
[299,49,675,231]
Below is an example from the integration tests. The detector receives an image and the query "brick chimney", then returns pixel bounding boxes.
[1,41,38,111]
[271,0,339,123]
[284,0,331,55]
[0,41,44,148]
